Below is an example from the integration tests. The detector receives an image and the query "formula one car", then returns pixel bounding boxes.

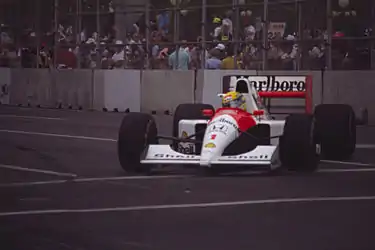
[117,78,356,174]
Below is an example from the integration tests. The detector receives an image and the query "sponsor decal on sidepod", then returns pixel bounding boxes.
[178,131,194,154]
[181,131,188,138]
[204,143,216,148]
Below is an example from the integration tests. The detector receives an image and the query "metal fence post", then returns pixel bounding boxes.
[173,1,180,70]
[200,0,207,69]
[96,0,101,69]
[53,0,59,68]
[326,0,332,70]
[371,0,375,70]
[36,0,40,69]
[145,0,150,69]
[76,0,82,69]
[296,0,302,70]
[262,0,269,70]
[233,0,240,69]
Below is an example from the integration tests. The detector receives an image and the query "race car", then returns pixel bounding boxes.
[117,78,357,174]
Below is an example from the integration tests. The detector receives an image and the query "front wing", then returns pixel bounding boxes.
[141,145,281,169]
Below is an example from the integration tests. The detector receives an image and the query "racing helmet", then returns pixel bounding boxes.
[222,91,247,111]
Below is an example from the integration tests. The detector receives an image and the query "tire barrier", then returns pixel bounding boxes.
[150,110,173,116]
[102,107,131,113]
[0,68,372,124]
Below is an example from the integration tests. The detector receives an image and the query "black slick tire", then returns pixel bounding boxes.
[172,103,214,149]
[279,114,319,172]
[118,112,158,174]
[173,103,215,137]
[314,104,356,160]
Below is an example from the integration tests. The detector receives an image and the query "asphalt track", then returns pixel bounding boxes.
[1,106,375,250]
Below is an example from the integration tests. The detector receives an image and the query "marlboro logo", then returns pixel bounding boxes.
[223,75,307,93]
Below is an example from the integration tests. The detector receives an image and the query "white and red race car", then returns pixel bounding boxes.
[117,78,357,174]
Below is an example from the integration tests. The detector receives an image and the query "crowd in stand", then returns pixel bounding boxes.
[0,0,374,70]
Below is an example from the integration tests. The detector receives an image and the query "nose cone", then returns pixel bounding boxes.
[200,115,239,166]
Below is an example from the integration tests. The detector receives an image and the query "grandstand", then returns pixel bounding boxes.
[0,0,374,70]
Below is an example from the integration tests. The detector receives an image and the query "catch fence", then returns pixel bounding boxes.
[0,0,374,70]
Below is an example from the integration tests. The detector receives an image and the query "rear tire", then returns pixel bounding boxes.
[118,113,158,174]
[173,103,215,137]
[314,104,356,160]
[279,114,319,172]
[172,103,214,150]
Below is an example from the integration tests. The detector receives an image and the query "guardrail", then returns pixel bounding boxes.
[0,68,373,124]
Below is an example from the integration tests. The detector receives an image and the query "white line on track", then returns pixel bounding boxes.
[0,164,77,178]
[356,144,375,149]
[321,160,375,167]
[0,115,65,121]
[0,174,192,187]
[1,167,375,188]
[0,129,117,142]
[319,168,375,173]
[0,195,374,217]
[19,197,49,201]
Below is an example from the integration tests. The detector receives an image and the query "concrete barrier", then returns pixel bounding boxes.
[52,69,93,110]
[92,70,105,111]
[323,71,374,124]
[3,68,375,125]
[8,68,29,106]
[102,70,141,112]
[27,69,53,107]
[141,70,195,114]
[0,68,11,105]
[9,69,52,107]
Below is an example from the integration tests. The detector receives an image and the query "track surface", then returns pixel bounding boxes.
[1,106,375,250]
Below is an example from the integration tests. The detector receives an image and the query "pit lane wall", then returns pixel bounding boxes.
[0,68,374,124]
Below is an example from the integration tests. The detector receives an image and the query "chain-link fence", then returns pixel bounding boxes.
[0,0,374,70]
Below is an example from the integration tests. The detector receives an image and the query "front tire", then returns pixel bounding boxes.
[279,114,319,172]
[314,104,356,160]
[118,113,158,174]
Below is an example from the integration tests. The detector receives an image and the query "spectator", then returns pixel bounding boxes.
[101,49,112,69]
[149,31,162,69]
[189,36,209,69]
[205,48,222,69]
[157,11,170,36]
[55,45,77,69]
[168,44,190,70]
[127,43,145,69]
[222,10,233,35]
[111,40,125,68]
[211,17,222,41]
[214,43,226,59]
[221,47,240,69]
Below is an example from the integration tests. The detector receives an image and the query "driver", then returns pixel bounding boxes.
[222,91,247,111]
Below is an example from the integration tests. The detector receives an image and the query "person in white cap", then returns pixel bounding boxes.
[215,43,225,51]
[111,40,125,68]
[214,43,226,60]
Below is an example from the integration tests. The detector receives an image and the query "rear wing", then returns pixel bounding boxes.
[227,75,313,114]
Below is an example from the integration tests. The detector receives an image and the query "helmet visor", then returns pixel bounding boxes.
[223,99,240,108]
